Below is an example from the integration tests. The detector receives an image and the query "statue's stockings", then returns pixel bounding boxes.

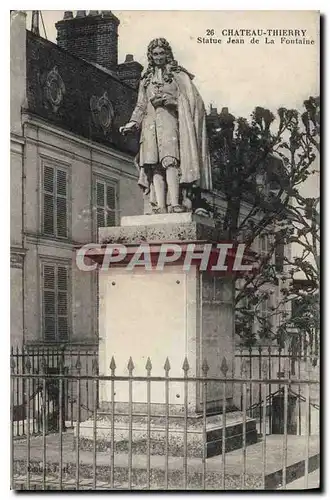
[153,161,180,210]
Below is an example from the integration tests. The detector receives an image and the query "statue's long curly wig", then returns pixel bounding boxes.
[141,38,194,87]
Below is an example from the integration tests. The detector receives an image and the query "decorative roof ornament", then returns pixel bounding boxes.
[63,11,73,20]
[90,91,115,135]
[124,54,135,63]
[43,66,65,113]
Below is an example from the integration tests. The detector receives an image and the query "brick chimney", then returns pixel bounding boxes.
[117,54,143,89]
[55,10,120,70]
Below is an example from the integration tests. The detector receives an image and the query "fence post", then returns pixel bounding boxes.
[202,358,209,490]
[41,357,47,490]
[92,357,98,490]
[145,357,152,489]
[110,356,116,489]
[182,357,190,490]
[58,356,64,489]
[268,346,272,431]
[304,364,311,488]
[25,354,32,490]
[248,347,252,410]
[261,360,268,489]
[75,353,81,490]
[10,349,15,490]
[258,346,262,431]
[15,346,19,437]
[241,360,248,489]
[127,357,134,490]
[221,357,228,489]
[164,357,171,490]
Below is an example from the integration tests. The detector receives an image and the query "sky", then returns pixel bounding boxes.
[25,10,319,119]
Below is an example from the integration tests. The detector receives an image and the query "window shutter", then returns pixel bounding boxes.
[275,231,285,272]
[57,170,67,197]
[44,166,54,193]
[106,184,116,226]
[43,264,56,341]
[96,181,105,206]
[57,265,68,341]
[97,209,105,229]
[95,180,117,230]
[56,170,68,238]
[96,181,105,229]
[43,166,54,235]
[43,165,68,238]
[57,198,67,237]
[42,263,70,342]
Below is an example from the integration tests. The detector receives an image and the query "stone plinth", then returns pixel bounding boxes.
[97,213,235,413]
[99,213,218,246]
[76,411,257,458]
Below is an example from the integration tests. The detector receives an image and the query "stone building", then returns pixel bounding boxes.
[10,10,143,349]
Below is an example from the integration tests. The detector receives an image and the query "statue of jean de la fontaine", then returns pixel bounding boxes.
[120,38,213,215]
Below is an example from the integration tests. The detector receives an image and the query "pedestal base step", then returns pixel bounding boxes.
[76,411,258,458]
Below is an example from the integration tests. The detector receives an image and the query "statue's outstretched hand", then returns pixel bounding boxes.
[119,121,138,135]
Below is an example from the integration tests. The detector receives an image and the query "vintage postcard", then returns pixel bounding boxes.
[10,10,320,491]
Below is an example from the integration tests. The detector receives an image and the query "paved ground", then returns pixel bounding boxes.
[12,430,320,491]
[282,469,320,490]
[13,431,319,476]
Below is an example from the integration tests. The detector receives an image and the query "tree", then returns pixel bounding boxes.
[206,97,320,350]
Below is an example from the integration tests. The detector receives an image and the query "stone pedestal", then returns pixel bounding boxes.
[77,213,257,455]
[98,213,234,412]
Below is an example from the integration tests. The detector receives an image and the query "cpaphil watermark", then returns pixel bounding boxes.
[76,243,254,273]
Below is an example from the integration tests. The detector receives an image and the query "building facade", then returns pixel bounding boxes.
[10,11,143,349]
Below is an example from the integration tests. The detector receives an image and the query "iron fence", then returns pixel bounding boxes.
[11,349,320,491]
[11,346,98,437]
[234,346,320,436]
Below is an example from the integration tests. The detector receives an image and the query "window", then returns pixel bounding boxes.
[257,296,273,342]
[43,164,69,238]
[260,297,270,319]
[95,179,117,230]
[275,231,285,272]
[42,262,70,342]
[260,234,268,255]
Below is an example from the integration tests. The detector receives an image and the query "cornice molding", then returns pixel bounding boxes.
[21,112,135,165]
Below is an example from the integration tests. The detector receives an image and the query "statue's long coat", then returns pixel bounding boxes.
[130,70,212,205]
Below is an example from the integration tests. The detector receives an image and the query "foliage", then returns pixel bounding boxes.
[207,97,320,349]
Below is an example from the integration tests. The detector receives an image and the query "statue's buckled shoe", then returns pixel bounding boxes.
[172,205,185,213]
[152,207,168,214]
